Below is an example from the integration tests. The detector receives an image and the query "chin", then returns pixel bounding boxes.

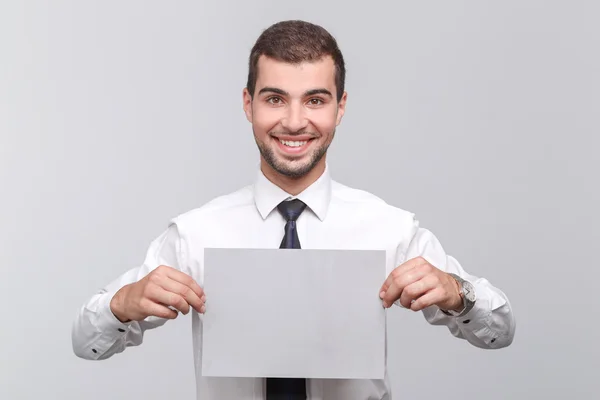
[267,159,308,178]
[272,152,328,179]
[256,135,328,179]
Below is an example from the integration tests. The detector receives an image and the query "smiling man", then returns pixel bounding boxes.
[244,40,346,193]
[72,20,515,400]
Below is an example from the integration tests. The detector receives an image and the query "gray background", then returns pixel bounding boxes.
[1,1,598,399]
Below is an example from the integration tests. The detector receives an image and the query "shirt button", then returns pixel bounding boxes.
[92,349,97,353]
[491,338,496,343]
[462,319,470,324]
[118,328,125,332]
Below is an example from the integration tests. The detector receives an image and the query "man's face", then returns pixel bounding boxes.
[243,55,346,179]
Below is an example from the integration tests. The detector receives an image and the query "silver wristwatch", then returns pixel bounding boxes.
[441,273,476,317]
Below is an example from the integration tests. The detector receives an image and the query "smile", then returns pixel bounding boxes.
[279,139,308,147]
[273,136,314,155]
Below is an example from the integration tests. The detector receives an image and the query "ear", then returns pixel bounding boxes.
[242,88,253,123]
[335,91,348,126]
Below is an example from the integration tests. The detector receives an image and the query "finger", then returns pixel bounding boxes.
[159,278,204,313]
[382,267,430,308]
[410,287,444,312]
[379,256,428,294]
[147,287,190,315]
[395,264,431,297]
[142,299,179,319]
[399,274,438,308]
[164,268,204,299]
[382,281,403,308]
[380,263,431,307]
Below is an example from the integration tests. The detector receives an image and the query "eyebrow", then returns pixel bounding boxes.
[305,88,333,97]
[257,87,333,98]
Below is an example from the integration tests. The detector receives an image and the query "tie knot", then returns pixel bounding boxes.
[277,199,307,222]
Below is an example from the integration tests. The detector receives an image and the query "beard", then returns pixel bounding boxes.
[254,128,334,179]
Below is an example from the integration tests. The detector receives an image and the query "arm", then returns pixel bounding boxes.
[385,227,515,349]
[71,222,200,360]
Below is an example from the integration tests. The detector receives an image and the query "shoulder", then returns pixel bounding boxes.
[168,184,254,228]
[332,180,387,204]
[331,180,417,224]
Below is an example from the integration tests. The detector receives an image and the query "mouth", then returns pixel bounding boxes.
[273,137,316,155]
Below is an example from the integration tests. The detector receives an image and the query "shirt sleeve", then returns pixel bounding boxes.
[71,222,186,360]
[396,226,516,349]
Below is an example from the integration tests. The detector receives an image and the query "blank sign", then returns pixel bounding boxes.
[201,247,386,380]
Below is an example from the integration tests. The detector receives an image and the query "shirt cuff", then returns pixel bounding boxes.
[97,291,131,330]
[451,282,504,346]
[88,292,132,359]
[453,299,489,325]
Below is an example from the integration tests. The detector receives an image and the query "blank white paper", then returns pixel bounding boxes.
[201,248,386,380]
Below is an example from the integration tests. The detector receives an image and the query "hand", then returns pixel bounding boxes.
[110,265,205,322]
[379,257,462,312]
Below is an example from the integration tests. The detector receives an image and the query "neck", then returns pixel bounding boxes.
[260,158,326,196]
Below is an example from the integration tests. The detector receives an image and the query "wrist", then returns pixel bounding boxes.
[109,290,130,323]
[441,273,477,317]
[449,278,464,312]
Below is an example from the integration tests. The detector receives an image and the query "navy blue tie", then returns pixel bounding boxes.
[278,199,306,249]
[266,199,307,399]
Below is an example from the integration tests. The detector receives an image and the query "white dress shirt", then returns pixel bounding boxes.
[72,164,515,399]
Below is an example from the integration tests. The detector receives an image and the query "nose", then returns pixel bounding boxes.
[280,102,309,133]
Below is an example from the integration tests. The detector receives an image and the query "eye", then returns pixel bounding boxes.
[307,98,324,106]
[267,96,283,105]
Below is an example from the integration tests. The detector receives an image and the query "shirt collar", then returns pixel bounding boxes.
[253,163,332,221]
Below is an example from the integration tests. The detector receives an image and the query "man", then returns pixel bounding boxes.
[72,20,515,399]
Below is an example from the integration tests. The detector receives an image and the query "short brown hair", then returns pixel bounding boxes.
[246,20,346,101]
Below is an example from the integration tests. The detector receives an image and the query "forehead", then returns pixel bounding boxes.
[255,55,336,92]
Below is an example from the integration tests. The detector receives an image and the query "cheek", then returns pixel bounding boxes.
[252,107,282,134]
[309,112,337,135]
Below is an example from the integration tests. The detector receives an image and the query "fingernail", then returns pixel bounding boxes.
[200,305,206,313]
[201,295,206,303]
[379,291,385,298]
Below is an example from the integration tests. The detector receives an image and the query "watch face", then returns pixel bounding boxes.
[463,282,476,302]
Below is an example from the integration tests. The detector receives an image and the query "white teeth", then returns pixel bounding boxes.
[280,139,307,147]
